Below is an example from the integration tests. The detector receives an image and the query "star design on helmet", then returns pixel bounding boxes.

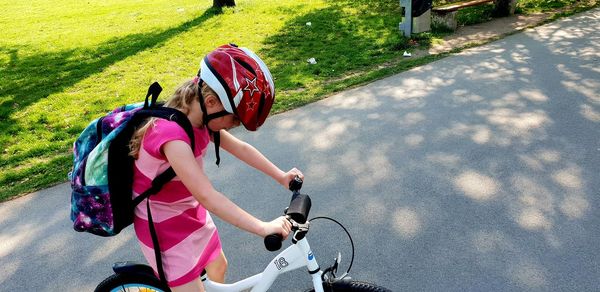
[246,98,257,111]
[242,77,259,97]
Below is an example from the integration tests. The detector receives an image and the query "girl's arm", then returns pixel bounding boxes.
[162,140,291,238]
[218,130,303,187]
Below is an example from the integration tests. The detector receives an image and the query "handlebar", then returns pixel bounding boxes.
[264,234,284,251]
[289,175,303,192]
[264,176,312,251]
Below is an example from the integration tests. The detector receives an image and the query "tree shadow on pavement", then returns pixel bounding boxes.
[232,9,600,291]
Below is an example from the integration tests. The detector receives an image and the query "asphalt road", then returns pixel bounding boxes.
[1,8,599,291]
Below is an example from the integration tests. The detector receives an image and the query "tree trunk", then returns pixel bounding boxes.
[213,0,236,8]
[492,0,511,17]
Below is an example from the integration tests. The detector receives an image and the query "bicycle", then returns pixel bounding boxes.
[95,177,391,292]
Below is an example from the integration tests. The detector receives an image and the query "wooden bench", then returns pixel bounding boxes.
[431,0,494,30]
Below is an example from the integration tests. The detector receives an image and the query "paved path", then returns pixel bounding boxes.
[1,8,599,291]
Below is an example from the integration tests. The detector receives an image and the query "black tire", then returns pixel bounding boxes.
[307,279,392,292]
[95,273,170,292]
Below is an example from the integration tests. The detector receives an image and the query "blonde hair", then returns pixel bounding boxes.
[129,79,218,158]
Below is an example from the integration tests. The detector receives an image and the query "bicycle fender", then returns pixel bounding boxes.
[112,261,157,278]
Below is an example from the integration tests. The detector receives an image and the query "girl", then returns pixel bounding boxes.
[129,44,303,291]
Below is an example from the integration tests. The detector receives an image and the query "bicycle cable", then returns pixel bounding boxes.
[308,216,354,279]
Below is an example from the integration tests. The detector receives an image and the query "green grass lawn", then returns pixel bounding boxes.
[0,0,597,201]
[0,0,423,201]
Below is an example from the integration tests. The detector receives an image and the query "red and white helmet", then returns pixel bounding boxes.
[199,44,275,131]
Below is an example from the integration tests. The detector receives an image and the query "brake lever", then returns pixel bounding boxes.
[322,252,343,281]
[290,220,310,243]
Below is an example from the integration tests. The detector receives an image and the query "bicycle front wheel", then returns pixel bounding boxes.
[307,279,392,292]
[95,273,170,292]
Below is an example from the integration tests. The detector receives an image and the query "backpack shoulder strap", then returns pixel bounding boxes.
[144,82,162,108]
[130,107,196,207]
[136,107,196,150]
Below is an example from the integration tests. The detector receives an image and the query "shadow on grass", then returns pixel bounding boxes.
[0,7,221,149]
[0,7,224,200]
[260,0,405,92]
[0,6,226,170]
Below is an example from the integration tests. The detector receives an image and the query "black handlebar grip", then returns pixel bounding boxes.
[264,234,283,251]
[289,176,303,192]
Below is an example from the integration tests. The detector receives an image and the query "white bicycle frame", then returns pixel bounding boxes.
[201,236,324,292]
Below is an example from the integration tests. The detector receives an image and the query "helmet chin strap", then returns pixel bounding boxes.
[197,79,229,166]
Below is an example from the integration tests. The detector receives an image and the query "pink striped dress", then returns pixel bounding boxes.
[132,119,222,287]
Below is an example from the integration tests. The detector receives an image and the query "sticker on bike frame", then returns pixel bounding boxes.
[308,251,314,260]
[274,257,289,270]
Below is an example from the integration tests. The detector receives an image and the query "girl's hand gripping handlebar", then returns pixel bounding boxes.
[264,176,312,251]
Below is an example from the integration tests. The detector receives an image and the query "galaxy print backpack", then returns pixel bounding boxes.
[69,82,195,236]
